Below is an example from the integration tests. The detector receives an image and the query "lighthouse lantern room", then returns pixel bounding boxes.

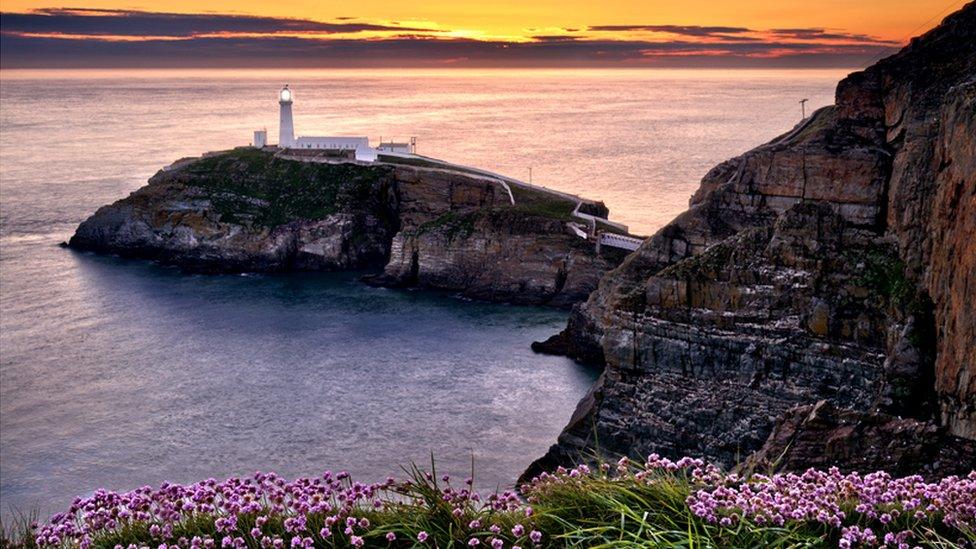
[278,85,295,148]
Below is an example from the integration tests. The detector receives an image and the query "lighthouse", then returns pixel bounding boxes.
[255,85,388,162]
[278,85,295,148]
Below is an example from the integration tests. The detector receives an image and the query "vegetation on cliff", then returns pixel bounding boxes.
[181,149,394,229]
[507,186,577,222]
[6,457,973,549]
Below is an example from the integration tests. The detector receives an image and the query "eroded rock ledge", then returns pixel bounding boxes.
[528,2,975,480]
[69,150,632,307]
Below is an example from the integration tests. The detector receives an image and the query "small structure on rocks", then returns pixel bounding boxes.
[255,85,416,163]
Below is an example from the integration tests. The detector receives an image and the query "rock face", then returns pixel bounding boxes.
[71,153,398,272]
[741,401,976,481]
[70,149,626,307]
[928,82,976,438]
[367,168,625,306]
[529,3,975,478]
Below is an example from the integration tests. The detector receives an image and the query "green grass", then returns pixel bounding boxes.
[178,149,393,229]
[530,479,820,548]
[594,220,631,237]
[0,509,38,549]
[858,246,913,310]
[508,185,577,222]
[788,106,837,143]
[375,154,452,170]
[375,154,504,183]
[414,211,481,241]
[374,154,505,183]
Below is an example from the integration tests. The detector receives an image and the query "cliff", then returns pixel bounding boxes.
[529,3,975,479]
[69,149,629,307]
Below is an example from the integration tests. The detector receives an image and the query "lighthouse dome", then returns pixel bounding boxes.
[279,86,292,103]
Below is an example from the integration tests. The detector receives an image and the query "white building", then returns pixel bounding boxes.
[253,129,267,148]
[293,136,376,162]
[377,138,416,154]
[257,85,378,162]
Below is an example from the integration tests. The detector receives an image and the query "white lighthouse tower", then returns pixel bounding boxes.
[278,85,295,148]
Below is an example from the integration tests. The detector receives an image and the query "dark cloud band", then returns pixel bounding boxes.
[0,7,436,36]
[0,34,897,68]
[769,27,898,43]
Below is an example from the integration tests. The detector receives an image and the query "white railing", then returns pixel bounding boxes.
[567,223,589,239]
[571,201,629,233]
[599,232,644,251]
[376,152,516,204]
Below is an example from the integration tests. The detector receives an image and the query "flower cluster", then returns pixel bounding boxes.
[34,470,543,549]
[686,467,976,547]
[522,454,976,548]
[32,457,975,549]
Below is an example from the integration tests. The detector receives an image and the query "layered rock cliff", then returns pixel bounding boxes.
[69,149,627,307]
[529,3,975,478]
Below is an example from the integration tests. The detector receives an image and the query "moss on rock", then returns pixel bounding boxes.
[178,149,394,229]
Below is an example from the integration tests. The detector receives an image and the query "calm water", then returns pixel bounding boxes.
[0,68,846,518]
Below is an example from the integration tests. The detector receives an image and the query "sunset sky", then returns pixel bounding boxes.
[0,0,963,68]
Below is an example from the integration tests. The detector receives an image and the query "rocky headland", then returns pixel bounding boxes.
[527,3,975,480]
[69,150,632,307]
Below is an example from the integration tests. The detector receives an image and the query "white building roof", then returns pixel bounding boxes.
[295,136,369,149]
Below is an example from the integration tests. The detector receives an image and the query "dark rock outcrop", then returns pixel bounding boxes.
[529,3,975,477]
[70,149,628,307]
[742,401,976,481]
[366,169,626,306]
[71,152,398,272]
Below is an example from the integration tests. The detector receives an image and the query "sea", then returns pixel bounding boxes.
[0,68,848,519]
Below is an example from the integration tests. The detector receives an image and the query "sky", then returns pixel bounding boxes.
[0,0,964,68]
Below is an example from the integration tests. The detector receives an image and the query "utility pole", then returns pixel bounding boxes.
[799,98,809,120]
